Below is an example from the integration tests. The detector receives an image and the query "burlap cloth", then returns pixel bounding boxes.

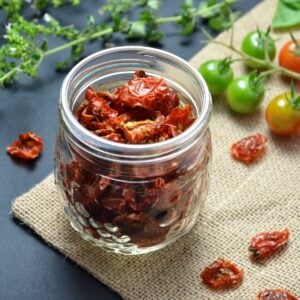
[12,0,300,299]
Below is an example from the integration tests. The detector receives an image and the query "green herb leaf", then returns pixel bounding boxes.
[147,0,160,10]
[127,21,147,39]
[208,4,241,31]
[272,0,300,29]
[198,0,217,18]
[55,61,70,72]
[177,0,197,35]
[33,0,81,12]
[0,0,23,18]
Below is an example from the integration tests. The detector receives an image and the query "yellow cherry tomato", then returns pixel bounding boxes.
[266,93,300,136]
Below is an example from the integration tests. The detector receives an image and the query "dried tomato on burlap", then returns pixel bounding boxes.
[256,289,298,300]
[249,228,289,262]
[200,258,244,290]
[231,133,267,164]
[7,131,43,160]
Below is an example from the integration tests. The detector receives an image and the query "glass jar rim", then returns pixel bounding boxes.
[60,46,211,156]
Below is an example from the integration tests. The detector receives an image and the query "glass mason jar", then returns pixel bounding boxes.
[54,46,212,255]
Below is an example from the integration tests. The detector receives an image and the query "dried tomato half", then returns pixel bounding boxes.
[120,112,165,144]
[77,87,118,126]
[164,106,195,132]
[115,70,179,114]
[256,289,299,300]
[231,133,267,164]
[249,228,289,262]
[200,258,244,290]
[7,131,43,160]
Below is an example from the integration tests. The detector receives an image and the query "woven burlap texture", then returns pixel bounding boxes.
[12,0,300,299]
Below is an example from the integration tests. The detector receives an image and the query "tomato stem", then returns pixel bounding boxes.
[206,37,300,81]
[260,68,278,76]
[290,33,300,49]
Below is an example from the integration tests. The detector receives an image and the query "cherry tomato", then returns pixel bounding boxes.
[226,73,265,113]
[279,36,300,74]
[242,30,276,69]
[266,93,300,136]
[199,59,233,96]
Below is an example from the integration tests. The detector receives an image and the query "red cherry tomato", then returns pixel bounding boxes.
[279,37,300,74]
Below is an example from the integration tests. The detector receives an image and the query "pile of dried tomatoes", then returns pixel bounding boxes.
[57,70,203,247]
[76,70,194,144]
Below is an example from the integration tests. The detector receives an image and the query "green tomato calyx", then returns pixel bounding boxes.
[289,81,300,110]
[217,56,233,75]
[248,71,266,94]
[256,26,272,45]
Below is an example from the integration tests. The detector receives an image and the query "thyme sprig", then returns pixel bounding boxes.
[0,0,239,87]
[0,0,81,18]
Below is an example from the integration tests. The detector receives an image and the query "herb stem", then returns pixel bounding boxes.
[0,68,19,85]
[156,16,179,24]
[44,27,113,56]
[156,0,239,25]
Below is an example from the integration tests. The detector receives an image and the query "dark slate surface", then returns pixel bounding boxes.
[0,1,261,299]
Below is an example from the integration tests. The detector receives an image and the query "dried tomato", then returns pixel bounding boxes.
[200,258,244,290]
[76,70,194,145]
[7,131,43,160]
[120,112,165,144]
[102,197,126,213]
[156,90,180,116]
[134,217,168,247]
[256,289,298,300]
[249,228,289,262]
[164,106,195,132]
[103,133,126,143]
[113,213,146,234]
[84,227,100,239]
[155,178,165,188]
[62,70,200,246]
[115,70,178,113]
[77,87,118,130]
[230,133,267,164]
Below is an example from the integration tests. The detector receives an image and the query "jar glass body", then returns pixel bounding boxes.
[54,46,212,255]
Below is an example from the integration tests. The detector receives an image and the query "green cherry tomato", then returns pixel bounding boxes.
[199,59,234,96]
[226,74,265,114]
[241,30,276,69]
[266,93,300,136]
